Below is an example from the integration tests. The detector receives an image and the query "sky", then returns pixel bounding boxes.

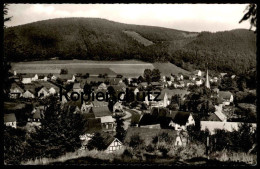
[5,4,251,32]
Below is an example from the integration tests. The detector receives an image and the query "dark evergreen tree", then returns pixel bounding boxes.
[114,115,126,142]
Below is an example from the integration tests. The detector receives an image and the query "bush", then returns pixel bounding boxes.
[145,144,155,153]
[129,134,144,150]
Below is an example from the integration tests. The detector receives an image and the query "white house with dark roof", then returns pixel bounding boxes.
[4,113,17,128]
[193,70,202,77]
[167,111,195,131]
[195,78,203,86]
[38,87,49,98]
[218,91,233,106]
[9,83,24,98]
[49,87,57,95]
[92,105,115,132]
[98,83,107,90]
[31,74,38,81]
[22,75,32,84]
[22,90,35,98]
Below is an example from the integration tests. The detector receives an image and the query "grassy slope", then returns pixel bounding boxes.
[11,60,190,77]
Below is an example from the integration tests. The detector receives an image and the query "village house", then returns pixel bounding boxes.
[4,113,17,128]
[31,74,38,81]
[21,74,33,84]
[193,70,202,77]
[38,74,48,81]
[195,78,203,86]
[167,111,195,131]
[176,73,184,81]
[58,74,76,83]
[28,106,45,126]
[134,87,139,95]
[49,87,57,95]
[82,131,123,153]
[38,87,49,98]
[167,80,173,87]
[170,74,175,81]
[218,91,234,106]
[98,82,107,90]
[92,101,115,132]
[220,73,227,78]
[161,76,166,82]
[22,90,35,98]
[144,92,157,107]
[104,136,124,153]
[9,83,24,99]
[189,75,197,81]
[178,81,185,88]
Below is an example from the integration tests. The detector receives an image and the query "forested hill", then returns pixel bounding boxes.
[4,18,256,75]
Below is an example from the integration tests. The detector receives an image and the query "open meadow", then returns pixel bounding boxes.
[11,60,190,77]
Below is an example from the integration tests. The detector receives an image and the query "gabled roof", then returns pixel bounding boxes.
[10,83,24,92]
[206,113,222,121]
[38,74,46,79]
[219,91,233,99]
[138,113,160,126]
[23,84,36,93]
[38,87,48,93]
[151,107,169,117]
[214,111,227,122]
[100,132,118,148]
[4,113,16,122]
[168,111,191,126]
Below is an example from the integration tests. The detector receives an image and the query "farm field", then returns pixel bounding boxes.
[11,60,190,77]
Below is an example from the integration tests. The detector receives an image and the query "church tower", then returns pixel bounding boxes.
[205,65,210,89]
